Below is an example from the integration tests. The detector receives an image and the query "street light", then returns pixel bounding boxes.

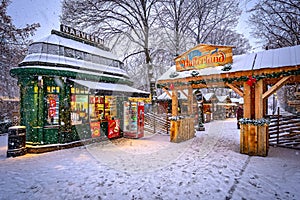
[194,89,205,131]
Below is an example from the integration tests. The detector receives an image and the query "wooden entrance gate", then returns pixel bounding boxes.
[268,112,300,149]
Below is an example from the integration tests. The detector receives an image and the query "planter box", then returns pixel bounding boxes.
[240,124,269,156]
[170,117,195,143]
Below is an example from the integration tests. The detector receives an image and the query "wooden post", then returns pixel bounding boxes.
[243,82,252,119]
[188,87,193,116]
[170,89,178,142]
[255,80,263,119]
[263,83,268,115]
[255,80,267,156]
[172,89,178,117]
[241,80,268,156]
[241,82,251,154]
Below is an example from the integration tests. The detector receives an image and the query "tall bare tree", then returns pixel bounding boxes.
[189,0,242,44]
[0,0,39,98]
[248,0,300,49]
[155,0,195,57]
[61,0,159,92]
[154,0,250,61]
[205,28,251,55]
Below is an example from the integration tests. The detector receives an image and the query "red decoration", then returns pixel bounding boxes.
[246,76,257,86]
[170,83,174,90]
[49,108,56,117]
[49,99,56,107]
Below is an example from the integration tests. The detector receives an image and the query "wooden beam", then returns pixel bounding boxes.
[187,87,193,115]
[225,83,244,97]
[172,89,178,116]
[263,82,268,115]
[262,76,292,100]
[255,79,264,119]
[162,88,172,99]
[243,82,252,119]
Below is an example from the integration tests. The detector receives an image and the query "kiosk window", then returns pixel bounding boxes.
[28,43,42,54]
[64,47,74,58]
[46,94,59,125]
[47,44,59,55]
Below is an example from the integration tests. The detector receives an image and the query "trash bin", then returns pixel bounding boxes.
[7,126,27,157]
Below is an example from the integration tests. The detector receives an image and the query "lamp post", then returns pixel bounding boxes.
[194,89,205,131]
[150,77,157,133]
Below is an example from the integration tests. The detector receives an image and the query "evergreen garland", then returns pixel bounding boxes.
[169,116,185,121]
[239,118,270,126]
[221,63,232,71]
[157,69,300,89]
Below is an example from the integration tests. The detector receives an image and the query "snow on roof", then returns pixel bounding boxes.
[158,45,300,82]
[17,66,129,82]
[203,93,216,101]
[21,54,129,78]
[216,95,231,103]
[70,79,149,97]
[35,34,120,61]
[230,98,241,103]
[157,90,188,100]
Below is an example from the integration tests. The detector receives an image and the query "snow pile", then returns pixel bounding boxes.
[0,119,299,200]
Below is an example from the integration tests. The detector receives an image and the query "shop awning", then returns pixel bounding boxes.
[70,79,149,98]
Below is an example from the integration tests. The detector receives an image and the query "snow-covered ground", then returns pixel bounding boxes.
[0,118,299,200]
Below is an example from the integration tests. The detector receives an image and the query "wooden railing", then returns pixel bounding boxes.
[268,113,300,149]
[144,112,170,135]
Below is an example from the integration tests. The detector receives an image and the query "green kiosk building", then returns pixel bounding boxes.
[10,25,149,146]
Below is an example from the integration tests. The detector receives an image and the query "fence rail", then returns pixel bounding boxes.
[268,112,300,149]
[144,112,170,135]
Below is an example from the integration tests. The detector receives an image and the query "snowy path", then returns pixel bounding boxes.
[0,119,299,200]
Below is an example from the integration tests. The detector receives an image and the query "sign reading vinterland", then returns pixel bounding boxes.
[175,44,233,72]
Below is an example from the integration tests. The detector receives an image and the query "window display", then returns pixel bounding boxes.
[105,96,117,120]
[70,86,89,125]
[46,94,59,125]
[89,96,105,121]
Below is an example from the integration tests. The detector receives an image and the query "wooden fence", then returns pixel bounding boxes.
[144,112,170,135]
[268,113,300,149]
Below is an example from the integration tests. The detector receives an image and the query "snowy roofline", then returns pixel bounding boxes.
[21,53,129,78]
[158,45,300,82]
[34,33,120,61]
[13,66,130,83]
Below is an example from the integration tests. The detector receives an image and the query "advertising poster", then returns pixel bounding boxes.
[90,122,101,138]
[108,119,120,139]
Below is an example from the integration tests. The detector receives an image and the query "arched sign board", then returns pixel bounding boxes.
[175,44,233,72]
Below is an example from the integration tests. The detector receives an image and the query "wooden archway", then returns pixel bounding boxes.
[157,45,300,156]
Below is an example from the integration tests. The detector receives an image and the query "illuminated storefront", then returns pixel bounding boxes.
[10,25,148,145]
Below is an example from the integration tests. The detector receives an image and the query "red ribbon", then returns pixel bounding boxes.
[246,76,257,86]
